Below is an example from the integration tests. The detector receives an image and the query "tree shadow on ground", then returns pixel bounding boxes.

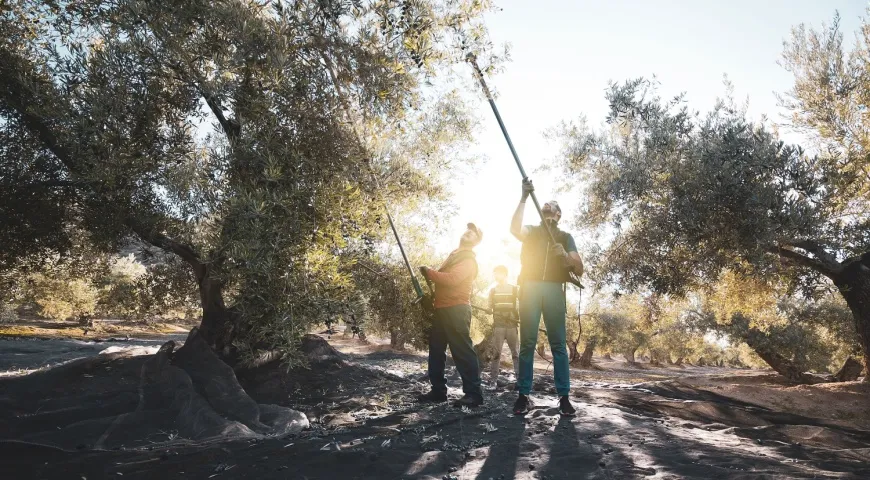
[571,387,870,479]
[3,342,870,480]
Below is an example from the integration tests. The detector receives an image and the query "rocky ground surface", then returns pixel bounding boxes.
[1,328,869,479]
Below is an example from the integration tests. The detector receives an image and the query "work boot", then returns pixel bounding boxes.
[513,394,532,415]
[417,390,447,403]
[452,394,483,408]
[559,396,576,417]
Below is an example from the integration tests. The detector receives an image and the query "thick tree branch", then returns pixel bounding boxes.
[158,57,240,142]
[0,54,80,176]
[0,49,207,280]
[783,239,841,271]
[132,11,241,143]
[127,218,206,281]
[769,244,841,278]
[200,86,241,141]
[838,250,870,270]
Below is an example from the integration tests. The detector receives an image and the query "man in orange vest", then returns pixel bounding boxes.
[417,223,485,408]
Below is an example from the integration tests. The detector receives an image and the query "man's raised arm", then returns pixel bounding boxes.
[511,179,534,241]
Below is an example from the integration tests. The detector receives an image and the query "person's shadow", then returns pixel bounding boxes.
[475,412,526,479]
[476,401,601,480]
[540,414,599,479]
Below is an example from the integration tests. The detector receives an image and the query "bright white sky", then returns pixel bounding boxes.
[430,0,867,288]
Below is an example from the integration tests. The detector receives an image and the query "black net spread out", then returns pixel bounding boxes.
[0,329,308,452]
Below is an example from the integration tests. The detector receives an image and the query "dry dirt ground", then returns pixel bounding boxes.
[0,317,189,341]
[2,327,870,479]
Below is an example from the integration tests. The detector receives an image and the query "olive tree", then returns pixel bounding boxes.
[683,272,854,383]
[0,0,499,363]
[554,69,870,374]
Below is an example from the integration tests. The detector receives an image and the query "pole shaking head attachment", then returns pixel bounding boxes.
[465,54,492,100]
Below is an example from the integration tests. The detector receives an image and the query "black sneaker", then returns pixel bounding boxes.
[559,396,576,416]
[513,394,532,415]
[452,394,483,408]
[417,390,448,403]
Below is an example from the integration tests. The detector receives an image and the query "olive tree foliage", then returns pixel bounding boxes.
[643,296,695,365]
[779,295,860,373]
[350,259,418,348]
[348,248,439,351]
[25,274,99,321]
[0,0,500,364]
[779,12,870,200]
[0,304,16,324]
[96,254,201,321]
[0,243,200,322]
[581,293,657,364]
[684,271,857,382]
[575,307,621,365]
[553,68,870,372]
[0,234,109,321]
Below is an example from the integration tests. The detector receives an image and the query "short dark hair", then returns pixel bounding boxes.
[493,265,508,275]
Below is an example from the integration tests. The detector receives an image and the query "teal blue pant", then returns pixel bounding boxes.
[517,281,570,396]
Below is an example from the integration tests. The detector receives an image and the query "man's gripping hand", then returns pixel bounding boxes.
[550,244,568,257]
[521,178,534,199]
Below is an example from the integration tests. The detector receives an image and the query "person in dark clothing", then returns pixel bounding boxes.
[510,179,584,416]
[417,223,485,408]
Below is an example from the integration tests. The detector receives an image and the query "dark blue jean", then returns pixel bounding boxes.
[427,304,483,398]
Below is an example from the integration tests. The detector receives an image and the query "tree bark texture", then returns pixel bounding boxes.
[390,328,405,350]
[575,339,596,368]
[833,357,864,382]
[474,330,496,366]
[833,260,870,380]
[733,314,818,384]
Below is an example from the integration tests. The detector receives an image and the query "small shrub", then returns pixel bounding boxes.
[0,303,18,324]
[26,274,99,320]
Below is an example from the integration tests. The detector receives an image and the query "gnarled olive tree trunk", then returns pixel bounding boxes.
[474,329,496,366]
[623,348,637,364]
[575,338,596,368]
[389,327,406,350]
[730,314,818,384]
[197,274,240,358]
[833,260,870,382]
[833,357,863,382]
[775,246,870,382]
